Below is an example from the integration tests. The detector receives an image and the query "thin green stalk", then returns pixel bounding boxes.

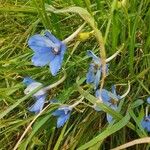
[84,0,93,15]
[53,123,68,150]
[104,0,117,43]
[33,0,48,29]
[39,0,51,30]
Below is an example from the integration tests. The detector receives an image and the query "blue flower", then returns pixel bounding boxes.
[86,50,109,89]
[29,95,46,113]
[52,106,72,128]
[23,77,47,113]
[147,97,150,104]
[95,85,120,123]
[141,115,150,132]
[28,30,67,76]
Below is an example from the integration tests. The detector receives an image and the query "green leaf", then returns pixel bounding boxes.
[18,114,52,150]
[77,113,130,150]
[129,109,147,137]
[130,99,144,109]
[53,122,67,150]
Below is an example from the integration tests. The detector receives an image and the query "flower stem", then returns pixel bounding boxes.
[43,71,66,91]
[69,97,84,109]
[13,103,51,150]
[145,106,149,117]
[62,23,86,44]
[120,81,131,99]
[106,44,124,63]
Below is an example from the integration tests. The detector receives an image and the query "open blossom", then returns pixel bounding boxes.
[52,106,72,128]
[86,50,108,89]
[141,115,150,132]
[28,30,66,76]
[95,85,120,123]
[23,77,46,113]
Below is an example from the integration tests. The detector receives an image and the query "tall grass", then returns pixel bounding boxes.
[0,0,150,149]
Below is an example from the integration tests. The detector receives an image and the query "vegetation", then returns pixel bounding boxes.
[0,0,150,149]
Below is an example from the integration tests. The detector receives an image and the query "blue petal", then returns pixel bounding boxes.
[52,106,71,116]
[50,99,59,104]
[106,113,113,123]
[49,55,62,76]
[94,69,101,89]
[111,85,117,95]
[24,82,45,97]
[28,35,56,53]
[32,50,55,67]
[147,97,150,104]
[141,116,150,132]
[57,113,70,128]
[87,50,100,64]
[146,123,150,132]
[104,64,109,74]
[141,120,150,132]
[44,31,61,44]
[86,63,95,83]
[28,95,46,113]
[52,109,65,116]
[111,85,121,100]
[106,105,117,123]
[50,44,66,76]
[60,44,67,61]
[23,77,35,86]
[111,104,118,110]
[141,120,147,128]
[49,43,66,76]
[59,106,72,114]
[95,89,111,105]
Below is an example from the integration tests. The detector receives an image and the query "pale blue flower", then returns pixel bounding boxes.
[86,50,108,89]
[95,85,120,123]
[52,106,72,128]
[141,115,150,132]
[28,30,66,76]
[23,77,46,113]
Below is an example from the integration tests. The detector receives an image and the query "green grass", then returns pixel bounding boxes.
[0,0,150,149]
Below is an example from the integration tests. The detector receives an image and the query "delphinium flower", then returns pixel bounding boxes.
[51,97,83,128]
[141,97,150,132]
[23,77,47,113]
[95,85,121,123]
[141,115,150,132]
[52,106,72,128]
[28,30,66,76]
[86,50,109,89]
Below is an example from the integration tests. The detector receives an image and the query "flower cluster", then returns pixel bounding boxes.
[85,51,130,124]
[23,76,72,127]
[23,29,148,132]
[23,30,127,127]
